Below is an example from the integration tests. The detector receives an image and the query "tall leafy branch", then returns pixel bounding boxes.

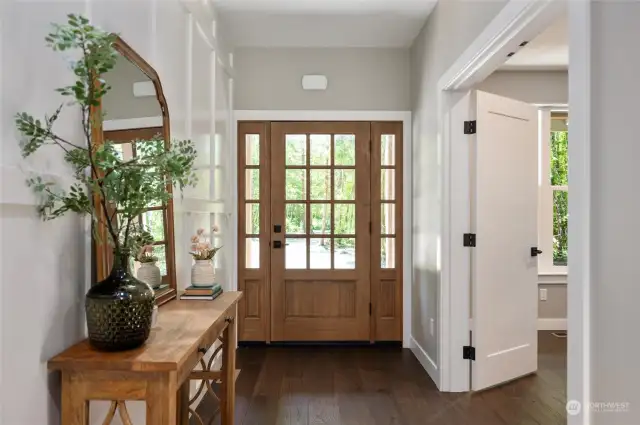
[15,14,198,256]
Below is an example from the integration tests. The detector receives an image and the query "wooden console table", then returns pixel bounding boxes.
[48,292,242,425]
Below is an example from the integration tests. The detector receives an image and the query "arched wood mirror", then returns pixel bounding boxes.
[92,36,177,306]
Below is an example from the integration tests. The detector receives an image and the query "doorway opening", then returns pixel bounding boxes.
[237,121,403,343]
[437,1,572,408]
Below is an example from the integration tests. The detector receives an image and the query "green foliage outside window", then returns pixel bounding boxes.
[550,131,568,265]
[14,15,197,259]
[279,135,357,249]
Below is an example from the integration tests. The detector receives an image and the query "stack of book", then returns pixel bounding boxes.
[180,283,223,301]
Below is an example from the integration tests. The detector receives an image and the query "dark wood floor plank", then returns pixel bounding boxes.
[196,331,566,425]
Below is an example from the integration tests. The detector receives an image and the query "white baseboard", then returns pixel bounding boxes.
[538,318,567,330]
[410,336,439,388]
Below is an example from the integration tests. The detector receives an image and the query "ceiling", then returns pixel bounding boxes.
[214,0,437,48]
[501,14,568,71]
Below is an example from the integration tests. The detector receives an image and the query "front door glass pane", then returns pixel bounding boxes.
[286,169,306,200]
[311,204,331,235]
[285,204,306,234]
[334,238,356,269]
[334,169,355,200]
[286,238,307,269]
[310,169,331,200]
[286,134,306,165]
[310,134,331,166]
[334,134,355,166]
[310,238,331,269]
[334,204,355,235]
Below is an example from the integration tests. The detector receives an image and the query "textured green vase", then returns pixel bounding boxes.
[85,251,155,351]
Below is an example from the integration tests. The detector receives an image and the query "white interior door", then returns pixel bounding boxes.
[471,90,539,391]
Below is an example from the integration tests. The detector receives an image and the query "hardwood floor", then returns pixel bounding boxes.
[195,331,566,425]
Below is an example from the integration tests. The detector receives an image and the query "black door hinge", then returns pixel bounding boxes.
[463,233,476,247]
[369,303,372,316]
[369,222,372,234]
[464,120,477,134]
[463,345,476,361]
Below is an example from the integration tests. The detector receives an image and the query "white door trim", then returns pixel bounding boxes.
[232,110,413,348]
[437,1,588,415]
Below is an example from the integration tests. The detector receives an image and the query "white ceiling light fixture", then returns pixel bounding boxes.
[302,75,328,91]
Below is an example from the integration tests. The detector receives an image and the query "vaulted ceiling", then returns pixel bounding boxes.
[214,0,437,48]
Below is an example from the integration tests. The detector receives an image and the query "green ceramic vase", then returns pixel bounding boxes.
[85,250,155,351]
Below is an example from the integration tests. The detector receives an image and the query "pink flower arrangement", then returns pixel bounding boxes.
[136,244,158,263]
[190,226,222,261]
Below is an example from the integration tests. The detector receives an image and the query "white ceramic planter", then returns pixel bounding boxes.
[191,259,215,287]
[137,262,162,289]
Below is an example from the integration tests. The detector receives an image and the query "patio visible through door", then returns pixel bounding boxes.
[237,121,403,342]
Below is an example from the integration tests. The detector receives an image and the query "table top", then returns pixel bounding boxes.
[48,291,242,373]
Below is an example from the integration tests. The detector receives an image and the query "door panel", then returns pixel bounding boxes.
[270,122,371,341]
[237,122,270,341]
[371,122,403,341]
[471,91,539,390]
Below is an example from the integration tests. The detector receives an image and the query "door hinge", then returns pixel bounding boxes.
[369,221,372,234]
[463,345,476,361]
[464,120,477,134]
[369,139,372,152]
[369,303,372,316]
[463,233,476,247]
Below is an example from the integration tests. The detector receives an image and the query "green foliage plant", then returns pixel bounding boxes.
[14,14,197,258]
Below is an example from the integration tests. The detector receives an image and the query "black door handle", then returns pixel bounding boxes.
[273,241,282,249]
[530,247,543,257]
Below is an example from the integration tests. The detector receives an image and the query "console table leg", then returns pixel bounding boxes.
[61,373,89,425]
[176,381,190,425]
[147,375,177,425]
[221,309,237,425]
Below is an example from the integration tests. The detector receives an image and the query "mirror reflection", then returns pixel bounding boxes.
[101,50,173,293]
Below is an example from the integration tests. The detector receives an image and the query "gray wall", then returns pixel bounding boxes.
[410,0,509,365]
[588,3,640,423]
[477,70,568,104]
[233,47,410,110]
[538,284,567,319]
[102,55,161,120]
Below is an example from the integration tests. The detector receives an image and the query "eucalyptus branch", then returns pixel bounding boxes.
[16,14,198,258]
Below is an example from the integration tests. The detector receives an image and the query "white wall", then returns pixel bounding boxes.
[584,2,640,423]
[1,2,90,425]
[234,47,410,111]
[102,56,162,120]
[477,70,568,104]
[409,0,508,380]
[1,1,234,424]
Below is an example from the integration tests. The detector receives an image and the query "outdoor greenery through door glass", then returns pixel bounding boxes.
[281,133,358,269]
[550,128,568,266]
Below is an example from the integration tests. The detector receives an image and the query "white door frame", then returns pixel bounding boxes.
[438,1,590,422]
[232,110,413,347]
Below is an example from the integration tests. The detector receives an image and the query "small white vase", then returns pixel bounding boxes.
[191,259,215,287]
[137,262,162,289]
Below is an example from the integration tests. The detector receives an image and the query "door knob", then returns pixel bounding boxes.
[530,247,543,257]
[273,241,282,249]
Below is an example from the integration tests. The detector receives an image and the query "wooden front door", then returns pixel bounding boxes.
[237,121,403,342]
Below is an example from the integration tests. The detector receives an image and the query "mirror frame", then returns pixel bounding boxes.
[92,36,177,306]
